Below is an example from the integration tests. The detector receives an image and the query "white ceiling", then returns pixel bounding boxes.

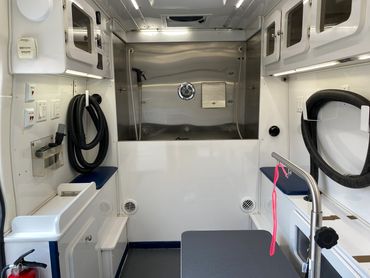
[103,0,280,32]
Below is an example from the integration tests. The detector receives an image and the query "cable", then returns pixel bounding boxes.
[0,180,6,273]
[128,48,139,140]
[1,265,10,278]
[234,54,244,140]
[67,94,109,174]
[301,89,370,188]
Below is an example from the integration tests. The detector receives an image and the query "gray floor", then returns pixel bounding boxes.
[120,249,180,278]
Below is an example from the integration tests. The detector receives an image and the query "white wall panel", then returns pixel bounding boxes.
[288,64,370,224]
[0,96,16,232]
[0,0,17,232]
[11,75,86,216]
[87,78,119,168]
[118,140,259,241]
[259,76,290,166]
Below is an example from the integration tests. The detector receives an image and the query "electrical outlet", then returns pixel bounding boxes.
[25,83,36,102]
[341,84,350,90]
[24,108,35,128]
[36,100,48,122]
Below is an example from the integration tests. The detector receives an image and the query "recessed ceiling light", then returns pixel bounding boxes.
[235,0,245,8]
[130,0,140,10]
[358,53,370,60]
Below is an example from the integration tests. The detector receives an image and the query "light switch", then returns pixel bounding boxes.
[36,100,48,122]
[24,108,35,128]
[25,83,36,102]
[51,99,61,119]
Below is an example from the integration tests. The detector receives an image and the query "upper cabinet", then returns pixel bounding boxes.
[263,0,311,66]
[310,0,365,48]
[281,0,310,59]
[263,0,370,76]
[263,11,281,66]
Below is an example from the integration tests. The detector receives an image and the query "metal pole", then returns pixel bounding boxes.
[271,152,322,278]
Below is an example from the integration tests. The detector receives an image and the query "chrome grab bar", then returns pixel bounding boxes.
[271,152,322,278]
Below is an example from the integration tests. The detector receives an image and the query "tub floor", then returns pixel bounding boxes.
[120,248,180,278]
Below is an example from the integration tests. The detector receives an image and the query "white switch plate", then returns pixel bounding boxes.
[51,99,61,119]
[36,100,48,122]
[296,96,304,113]
[341,84,350,90]
[361,105,370,132]
[25,83,36,102]
[24,108,35,128]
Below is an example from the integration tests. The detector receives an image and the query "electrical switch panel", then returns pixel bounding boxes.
[51,99,61,119]
[24,108,35,128]
[36,100,48,122]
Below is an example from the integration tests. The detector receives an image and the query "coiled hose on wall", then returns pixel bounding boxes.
[0,180,5,272]
[301,89,370,189]
[67,94,109,173]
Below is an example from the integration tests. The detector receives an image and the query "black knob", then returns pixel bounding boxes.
[314,227,339,249]
[269,126,280,137]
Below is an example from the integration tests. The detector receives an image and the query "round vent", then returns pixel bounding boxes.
[240,197,255,213]
[178,82,196,100]
[122,199,138,215]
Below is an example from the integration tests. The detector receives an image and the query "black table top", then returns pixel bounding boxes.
[181,230,299,278]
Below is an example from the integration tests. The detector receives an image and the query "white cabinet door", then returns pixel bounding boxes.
[310,0,365,48]
[66,217,100,278]
[263,10,282,66]
[281,0,310,59]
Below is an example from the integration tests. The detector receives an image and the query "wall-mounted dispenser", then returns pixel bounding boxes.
[31,125,65,177]
[201,82,226,108]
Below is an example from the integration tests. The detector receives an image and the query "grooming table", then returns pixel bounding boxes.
[181,230,299,278]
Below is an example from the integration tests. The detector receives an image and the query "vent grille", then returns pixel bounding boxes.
[240,197,255,213]
[164,15,208,28]
[122,199,138,215]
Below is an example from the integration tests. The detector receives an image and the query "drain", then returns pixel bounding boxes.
[122,199,138,215]
[240,197,255,213]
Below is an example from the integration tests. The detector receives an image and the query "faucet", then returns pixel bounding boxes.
[271,152,338,278]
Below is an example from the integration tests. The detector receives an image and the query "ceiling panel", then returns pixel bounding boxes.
[149,0,227,10]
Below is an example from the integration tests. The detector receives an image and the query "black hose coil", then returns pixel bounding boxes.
[301,89,370,189]
[67,94,109,173]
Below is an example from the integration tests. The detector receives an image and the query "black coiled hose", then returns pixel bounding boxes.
[0,181,6,273]
[67,94,109,173]
[301,89,370,188]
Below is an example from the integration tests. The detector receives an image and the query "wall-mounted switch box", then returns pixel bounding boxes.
[24,108,35,128]
[36,100,48,122]
[25,83,36,102]
[51,99,61,119]
[361,105,370,132]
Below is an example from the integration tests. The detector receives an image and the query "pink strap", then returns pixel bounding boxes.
[270,163,288,256]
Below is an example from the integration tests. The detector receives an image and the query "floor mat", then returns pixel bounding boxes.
[120,248,180,278]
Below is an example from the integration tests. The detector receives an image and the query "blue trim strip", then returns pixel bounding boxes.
[49,241,61,278]
[71,166,118,190]
[114,244,129,278]
[128,241,181,249]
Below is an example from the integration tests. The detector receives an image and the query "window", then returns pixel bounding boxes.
[266,23,275,56]
[72,3,92,53]
[320,0,352,32]
[287,2,303,47]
